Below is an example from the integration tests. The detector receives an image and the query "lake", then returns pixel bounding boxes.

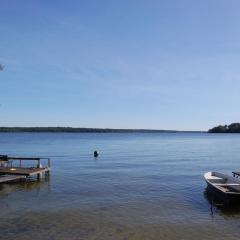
[0,132,240,240]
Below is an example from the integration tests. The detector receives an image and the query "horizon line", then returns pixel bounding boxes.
[0,126,206,132]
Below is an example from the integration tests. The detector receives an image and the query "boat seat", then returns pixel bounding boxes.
[215,183,240,186]
[209,178,227,184]
[216,183,240,193]
[209,175,222,180]
[229,185,240,192]
[216,185,230,193]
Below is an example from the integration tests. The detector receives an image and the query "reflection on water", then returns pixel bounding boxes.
[1,133,240,240]
[204,188,240,217]
[0,174,51,197]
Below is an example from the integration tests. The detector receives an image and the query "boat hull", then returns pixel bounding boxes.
[204,172,240,203]
[206,182,239,200]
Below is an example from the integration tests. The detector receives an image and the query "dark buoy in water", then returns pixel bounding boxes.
[94,151,99,158]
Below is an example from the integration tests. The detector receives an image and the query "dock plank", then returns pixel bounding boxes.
[0,167,50,176]
[0,175,26,183]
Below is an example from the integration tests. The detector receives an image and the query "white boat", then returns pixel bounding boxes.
[204,172,240,199]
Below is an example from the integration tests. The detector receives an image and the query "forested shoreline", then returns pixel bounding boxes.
[0,127,201,133]
[208,123,240,133]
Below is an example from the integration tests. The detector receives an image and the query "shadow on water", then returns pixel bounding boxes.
[0,174,51,197]
[204,187,240,215]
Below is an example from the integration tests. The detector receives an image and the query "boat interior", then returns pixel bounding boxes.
[207,172,240,193]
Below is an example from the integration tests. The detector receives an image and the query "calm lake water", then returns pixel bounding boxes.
[0,132,240,240]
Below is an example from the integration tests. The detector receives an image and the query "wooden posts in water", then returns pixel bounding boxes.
[0,155,8,167]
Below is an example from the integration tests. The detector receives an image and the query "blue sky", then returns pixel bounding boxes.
[0,0,240,130]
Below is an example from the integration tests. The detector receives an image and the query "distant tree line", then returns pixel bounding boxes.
[0,127,179,133]
[0,127,202,133]
[208,123,240,133]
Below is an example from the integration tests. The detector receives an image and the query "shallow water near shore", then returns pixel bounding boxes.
[0,132,240,240]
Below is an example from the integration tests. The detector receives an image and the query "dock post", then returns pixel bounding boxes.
[44,158,51,177]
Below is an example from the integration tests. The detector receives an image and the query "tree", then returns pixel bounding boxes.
[208,125,228,133]
[208,123,240,133]
[228,123,240,133]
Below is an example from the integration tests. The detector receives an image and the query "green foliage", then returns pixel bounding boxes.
[0,127,178,133]
[208,123,240,133]
[0,127,201,133]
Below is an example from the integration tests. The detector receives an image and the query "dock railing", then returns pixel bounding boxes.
[0,156,51,169]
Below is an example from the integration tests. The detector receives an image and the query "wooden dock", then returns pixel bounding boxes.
[0,167,50,176]
[0,156,51,183]
[0,175,26,183]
